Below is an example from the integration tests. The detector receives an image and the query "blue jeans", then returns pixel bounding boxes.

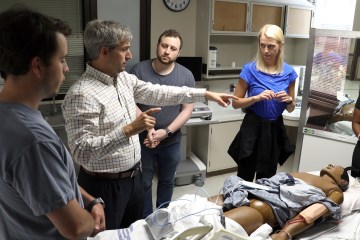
[141,142,181,218]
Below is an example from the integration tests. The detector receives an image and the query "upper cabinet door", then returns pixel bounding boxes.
[212,0,249,34]
[285,5,313,38]
[250,3,284,34]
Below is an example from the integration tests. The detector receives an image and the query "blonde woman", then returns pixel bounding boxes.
[229,24,297,181]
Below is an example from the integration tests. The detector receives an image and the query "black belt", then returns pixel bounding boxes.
[80,162,141,180]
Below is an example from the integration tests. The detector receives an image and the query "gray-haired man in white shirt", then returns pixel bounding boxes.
[62,19,237,229]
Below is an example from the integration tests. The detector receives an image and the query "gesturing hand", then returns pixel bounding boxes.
[205,91,240,107]
[123,108,161,138]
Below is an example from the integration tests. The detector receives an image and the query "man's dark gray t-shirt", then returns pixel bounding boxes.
[131,59,195,147]
[0,102,83,239]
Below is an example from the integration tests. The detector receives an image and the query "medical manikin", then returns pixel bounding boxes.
[210,165,357,240]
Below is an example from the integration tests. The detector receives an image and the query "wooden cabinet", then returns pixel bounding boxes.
[196,0,314,80]
[211,1,285,35]
[212,0,248,33]
[196,0,247,79]
[191,121,240,172]
[250,2,284,34]
[211,0,310,36]
[285,5,313,38]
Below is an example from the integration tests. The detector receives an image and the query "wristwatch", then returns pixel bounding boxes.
[165,127,173,137]
[86,197,105,212]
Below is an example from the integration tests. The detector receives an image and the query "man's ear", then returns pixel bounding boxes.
[30,56,42,78]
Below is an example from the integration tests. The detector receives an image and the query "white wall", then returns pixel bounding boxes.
[150,0,197,58]
[97,0,140,71]
[352,0,360,80]
[353,0,360,31]
[150,0,308,65]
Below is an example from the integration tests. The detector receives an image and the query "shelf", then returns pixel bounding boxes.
[210,32,255,36]
[208,66,242,71]
[202,74,239,80]
[204,66,242,80]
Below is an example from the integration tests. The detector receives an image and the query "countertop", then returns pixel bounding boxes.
[187,102,301,127]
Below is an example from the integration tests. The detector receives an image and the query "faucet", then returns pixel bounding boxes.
[52,96,57,115]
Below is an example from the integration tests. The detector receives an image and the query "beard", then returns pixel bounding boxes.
[157,55,176,65]
[41,70,63,99]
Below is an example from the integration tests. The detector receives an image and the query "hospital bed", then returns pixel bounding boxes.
[88,172,360,240]
[294,210,360,240]
[294,172,360,240]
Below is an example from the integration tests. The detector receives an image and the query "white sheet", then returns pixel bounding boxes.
[88,194,250,240]
[89,211,360,240]
[88,175,360,240]
[290,171,360,239]
[294,210,360,240]
[327,120,355,136]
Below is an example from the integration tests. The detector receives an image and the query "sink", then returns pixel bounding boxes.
[39,103,65,127]
[44,115,65,127]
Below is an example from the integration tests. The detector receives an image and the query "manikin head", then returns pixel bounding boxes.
[320,164,359,191]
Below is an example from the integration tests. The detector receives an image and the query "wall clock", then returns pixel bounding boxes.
[163,0,190,12]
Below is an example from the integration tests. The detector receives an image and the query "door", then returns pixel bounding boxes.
[208,121,240,171]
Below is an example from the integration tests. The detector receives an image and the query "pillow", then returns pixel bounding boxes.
[333,121,355,136]
[340,176,360,216]
[307,171,360,216]
[327,121,355,136]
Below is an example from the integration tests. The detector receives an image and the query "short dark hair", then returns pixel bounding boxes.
[0,5,72,79]
[157,29,183,50]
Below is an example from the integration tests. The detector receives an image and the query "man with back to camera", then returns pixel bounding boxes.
[130,29,195,218]
[62,19,237,229]
[0,5,105,239]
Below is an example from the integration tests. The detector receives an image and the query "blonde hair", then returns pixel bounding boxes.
[254,24,284,74]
